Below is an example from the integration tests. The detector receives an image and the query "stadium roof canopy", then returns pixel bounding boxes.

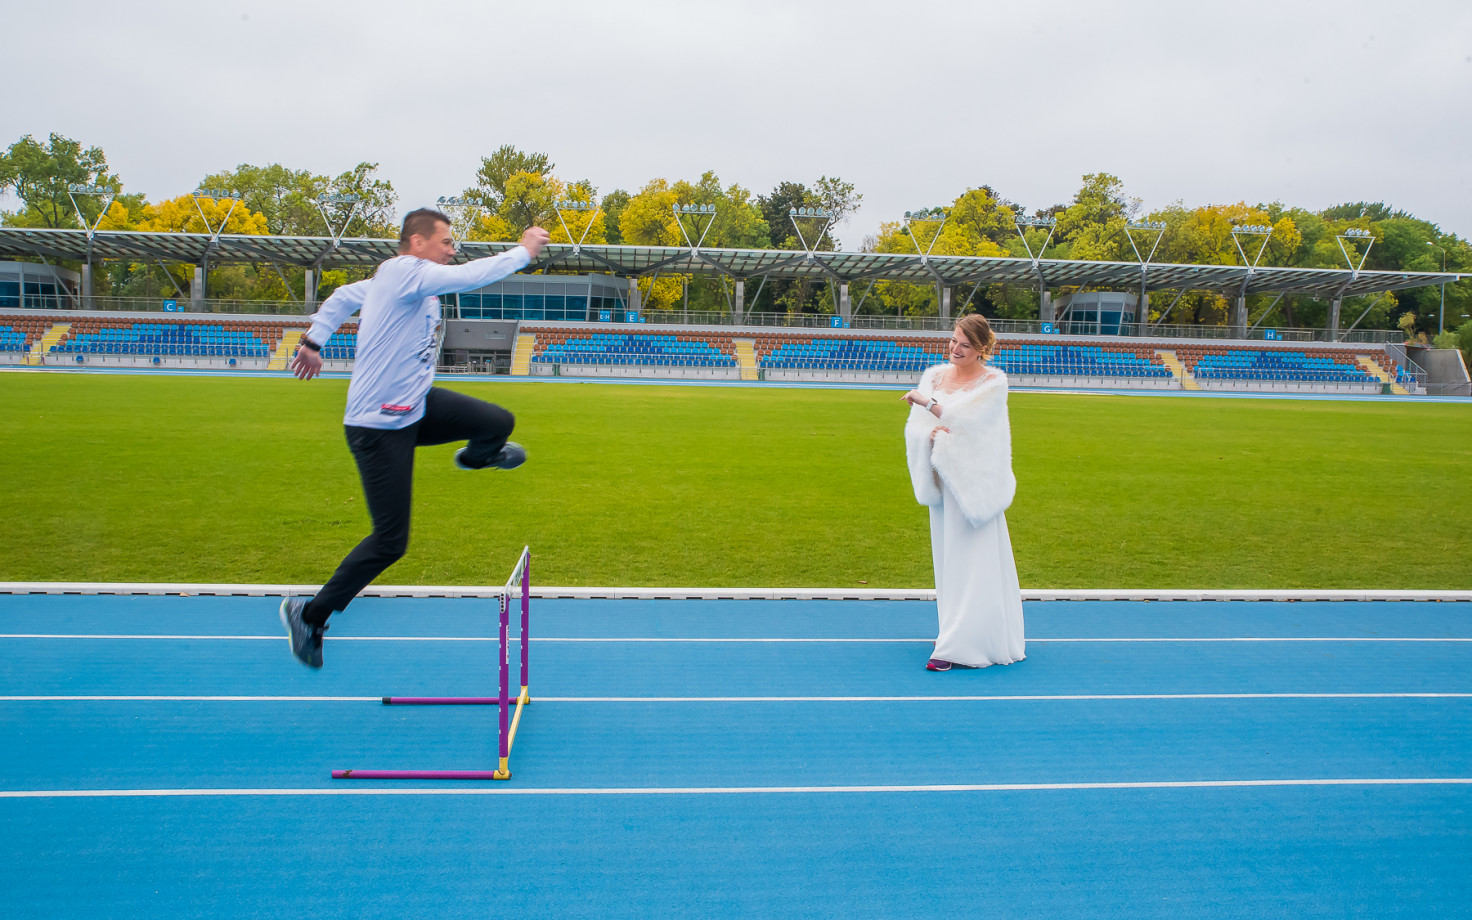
[0,226,1461,299]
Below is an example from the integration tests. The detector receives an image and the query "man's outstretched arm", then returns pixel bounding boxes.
[407,227,550,299]
[292,279,371,380]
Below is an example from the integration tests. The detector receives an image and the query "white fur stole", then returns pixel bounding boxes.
[903,365,1016,526]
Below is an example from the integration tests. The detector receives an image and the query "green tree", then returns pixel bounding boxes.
[600,189,631,244]
[620,178,679,246]
[811,175,862,250]
[322,162,398,237]
[670,171,770,249]
[1054,173,1135,262]
[548,179,605,246]
[1456,320,1472,370]
[199,162,397,238]
[463,145,554,214]
[499,170,558,232]
[757,181,810,250]
[0,133,121,229]
[755,179,847,314]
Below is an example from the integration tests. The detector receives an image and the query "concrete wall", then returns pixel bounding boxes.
[1416,349,1472,397]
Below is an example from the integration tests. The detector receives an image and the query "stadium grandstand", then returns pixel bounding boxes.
[0,224,1466,395]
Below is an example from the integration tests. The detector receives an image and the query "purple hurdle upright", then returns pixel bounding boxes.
[333,546,531,781]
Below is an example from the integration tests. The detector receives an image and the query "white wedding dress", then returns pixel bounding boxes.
[928,486,1026,667]
[916,367,1026,668]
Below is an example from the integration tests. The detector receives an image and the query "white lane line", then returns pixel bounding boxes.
[3,693,1469,703]
[3,778,1470,799]
[4,581,1471,602]
[2,635,1470,643]
[0,696,381,702]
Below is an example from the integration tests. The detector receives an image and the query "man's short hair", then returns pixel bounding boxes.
[399,208,451,251]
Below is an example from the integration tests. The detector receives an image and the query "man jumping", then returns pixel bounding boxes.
[280,208,550,668]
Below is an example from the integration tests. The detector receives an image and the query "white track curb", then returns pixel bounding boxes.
[0,583,1468,602]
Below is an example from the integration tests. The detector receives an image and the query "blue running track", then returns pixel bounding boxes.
[1,594,1469,919]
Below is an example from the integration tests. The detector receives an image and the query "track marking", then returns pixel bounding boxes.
[2,635,1469,643]
[4,693,1469,703]
[3,778,1470,799]
[3,582,1470,602]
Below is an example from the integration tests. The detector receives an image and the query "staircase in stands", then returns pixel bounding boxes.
[268,329,303,370]
[733,339,759,381]
[1155,350,1199,390]
[510,334,536,376]
[26,323,70,365]
[1354,355,1408,395]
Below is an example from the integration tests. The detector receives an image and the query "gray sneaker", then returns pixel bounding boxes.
[279,597,325,669]
[455,442,526,471]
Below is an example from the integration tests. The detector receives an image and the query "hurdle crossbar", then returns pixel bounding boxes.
[333,546,531,781]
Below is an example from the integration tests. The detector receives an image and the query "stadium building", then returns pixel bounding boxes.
[0,224,1466,395]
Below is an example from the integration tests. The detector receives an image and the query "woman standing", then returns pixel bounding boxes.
[901,315,1025,671]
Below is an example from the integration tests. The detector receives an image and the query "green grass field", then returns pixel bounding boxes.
[2,372,1468,589]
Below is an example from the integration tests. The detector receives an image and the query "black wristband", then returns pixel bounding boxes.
[298,336,321,352]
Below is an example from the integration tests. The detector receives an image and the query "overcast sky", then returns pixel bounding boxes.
[6,0,1470,249]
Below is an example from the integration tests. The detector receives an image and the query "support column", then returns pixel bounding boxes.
[192,264,206,311]
[1040,289,1054,323]
[1139,292,1149,333]
[1232,296,1247,339]
[1328,297,1342,338]
[940,285,952,321]
[82,261,93,311]
[304,269,317,312]
[734,279,745,324]
[839,282,851,322]
[627,278,641,317]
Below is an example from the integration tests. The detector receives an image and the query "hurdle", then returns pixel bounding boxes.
[332,546,531,781]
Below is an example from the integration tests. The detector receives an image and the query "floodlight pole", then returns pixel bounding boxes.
[1125,221,1166,333]
[436,195,480,250]
[68,184,117,310]
[1014,214,1057,323]
[1335,229,1374,275]
[787,206,843,320]
[305,194,363,309]
[433,197,479,318]
[1330,229,1375,339]
[1230,223,1273,338]
[673,203,718,252]
[191,189,242,311]
[789,207,837,256]
[191,189,241,243]
[898,209,949,317]
[553,200,603,254]
[315,194,363,246]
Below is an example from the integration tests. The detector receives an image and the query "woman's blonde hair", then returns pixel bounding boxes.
[955,314,997,357]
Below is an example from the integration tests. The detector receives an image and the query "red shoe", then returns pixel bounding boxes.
[926,658,951,671]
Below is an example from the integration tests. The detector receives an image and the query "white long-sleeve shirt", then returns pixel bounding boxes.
[304,246,532,429]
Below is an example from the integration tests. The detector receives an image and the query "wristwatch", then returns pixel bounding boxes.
[298,335,321,352]
[926,398,938,411]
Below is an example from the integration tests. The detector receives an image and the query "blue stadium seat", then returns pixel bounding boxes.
[1190,349,1373,384]
[537,333,737,367]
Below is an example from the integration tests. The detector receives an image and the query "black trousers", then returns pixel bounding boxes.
[305,387,513,624]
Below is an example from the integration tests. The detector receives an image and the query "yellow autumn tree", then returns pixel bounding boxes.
[867,189,1016,315]
[128,195,272,298]
[135,194,270,235]
[618,179,685,311]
